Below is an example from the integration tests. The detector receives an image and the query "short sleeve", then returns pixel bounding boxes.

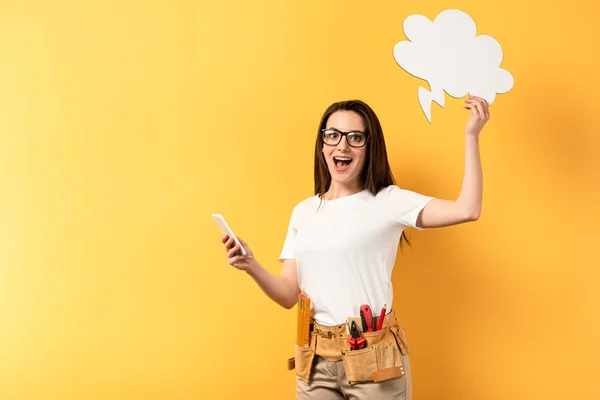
[278,205,300,262]
[382,185,435,230]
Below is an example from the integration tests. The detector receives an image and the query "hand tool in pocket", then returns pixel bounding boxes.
[347,321,366,350]
[376,304,386,331]
[347,316,363,333]
[296,294,311,346]
[360,304,374,332]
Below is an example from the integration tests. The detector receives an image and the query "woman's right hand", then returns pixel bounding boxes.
[221,235,256,272]
[221,235,299,309]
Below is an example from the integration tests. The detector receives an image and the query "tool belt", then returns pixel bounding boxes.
[288,309,411,385]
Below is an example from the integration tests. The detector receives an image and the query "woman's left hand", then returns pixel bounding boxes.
[464,95,490,136]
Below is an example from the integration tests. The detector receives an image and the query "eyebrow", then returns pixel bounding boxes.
[324,127,366,133]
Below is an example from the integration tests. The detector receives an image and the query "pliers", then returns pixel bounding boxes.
[347,321,366,350]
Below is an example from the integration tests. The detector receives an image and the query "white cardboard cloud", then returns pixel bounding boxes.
[393,9,514,123]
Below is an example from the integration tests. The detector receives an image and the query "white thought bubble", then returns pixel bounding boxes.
[393,9,514,123]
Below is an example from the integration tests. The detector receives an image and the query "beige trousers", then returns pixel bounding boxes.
[296,353,412,400]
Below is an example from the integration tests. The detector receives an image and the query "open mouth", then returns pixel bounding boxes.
[333,156,353,170]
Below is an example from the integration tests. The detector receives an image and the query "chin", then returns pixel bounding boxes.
[330,174,358,185]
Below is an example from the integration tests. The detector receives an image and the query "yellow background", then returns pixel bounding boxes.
[1,1,598,399]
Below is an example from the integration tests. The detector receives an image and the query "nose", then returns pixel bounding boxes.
[336,134,351,152]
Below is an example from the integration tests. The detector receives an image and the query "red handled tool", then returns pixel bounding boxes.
[347,321,366,350]
[360,304,374,332]
[376,304,387,331]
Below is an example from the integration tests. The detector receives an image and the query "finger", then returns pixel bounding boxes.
[227,244,242,258]
[467,98,483,114]
[221,234,229,243]
[228,255,242,268]
[482,105,489,120]
[471,97,489,119]
[481,100,490,119]
[473,101,486,118]
[466,96,484,104]
[225,237,235,250]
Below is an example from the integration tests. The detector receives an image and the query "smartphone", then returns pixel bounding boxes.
[211,214,247,256]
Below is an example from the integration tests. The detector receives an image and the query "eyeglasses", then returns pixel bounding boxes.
[321,128,369,148]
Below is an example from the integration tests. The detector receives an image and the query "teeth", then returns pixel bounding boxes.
[334,157,352,161]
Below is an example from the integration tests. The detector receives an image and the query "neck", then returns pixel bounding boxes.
[322,181,364,200]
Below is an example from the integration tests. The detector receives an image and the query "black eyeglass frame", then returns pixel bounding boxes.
[320,128,370,148]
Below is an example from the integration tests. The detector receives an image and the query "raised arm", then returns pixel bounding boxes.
[222,235,300,309]
[416,96,489,229]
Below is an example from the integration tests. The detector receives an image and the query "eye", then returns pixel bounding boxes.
[325,130,339,139]
[348,133,365,142]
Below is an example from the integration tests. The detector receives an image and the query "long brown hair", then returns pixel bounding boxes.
[313,99,411,248]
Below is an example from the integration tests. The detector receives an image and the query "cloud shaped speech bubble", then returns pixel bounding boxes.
[393,9,514,123]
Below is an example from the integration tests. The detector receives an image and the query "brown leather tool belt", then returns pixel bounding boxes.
[288,309,411,385]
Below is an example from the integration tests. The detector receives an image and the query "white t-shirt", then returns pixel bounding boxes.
[279,185,434,326]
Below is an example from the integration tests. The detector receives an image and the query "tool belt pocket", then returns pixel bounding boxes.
[341,326,408,385]
[294,344,315,382]
[288,332,317,383]
[390,324,411,355]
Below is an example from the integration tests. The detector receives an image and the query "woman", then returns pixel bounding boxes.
[221,97,489,399]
